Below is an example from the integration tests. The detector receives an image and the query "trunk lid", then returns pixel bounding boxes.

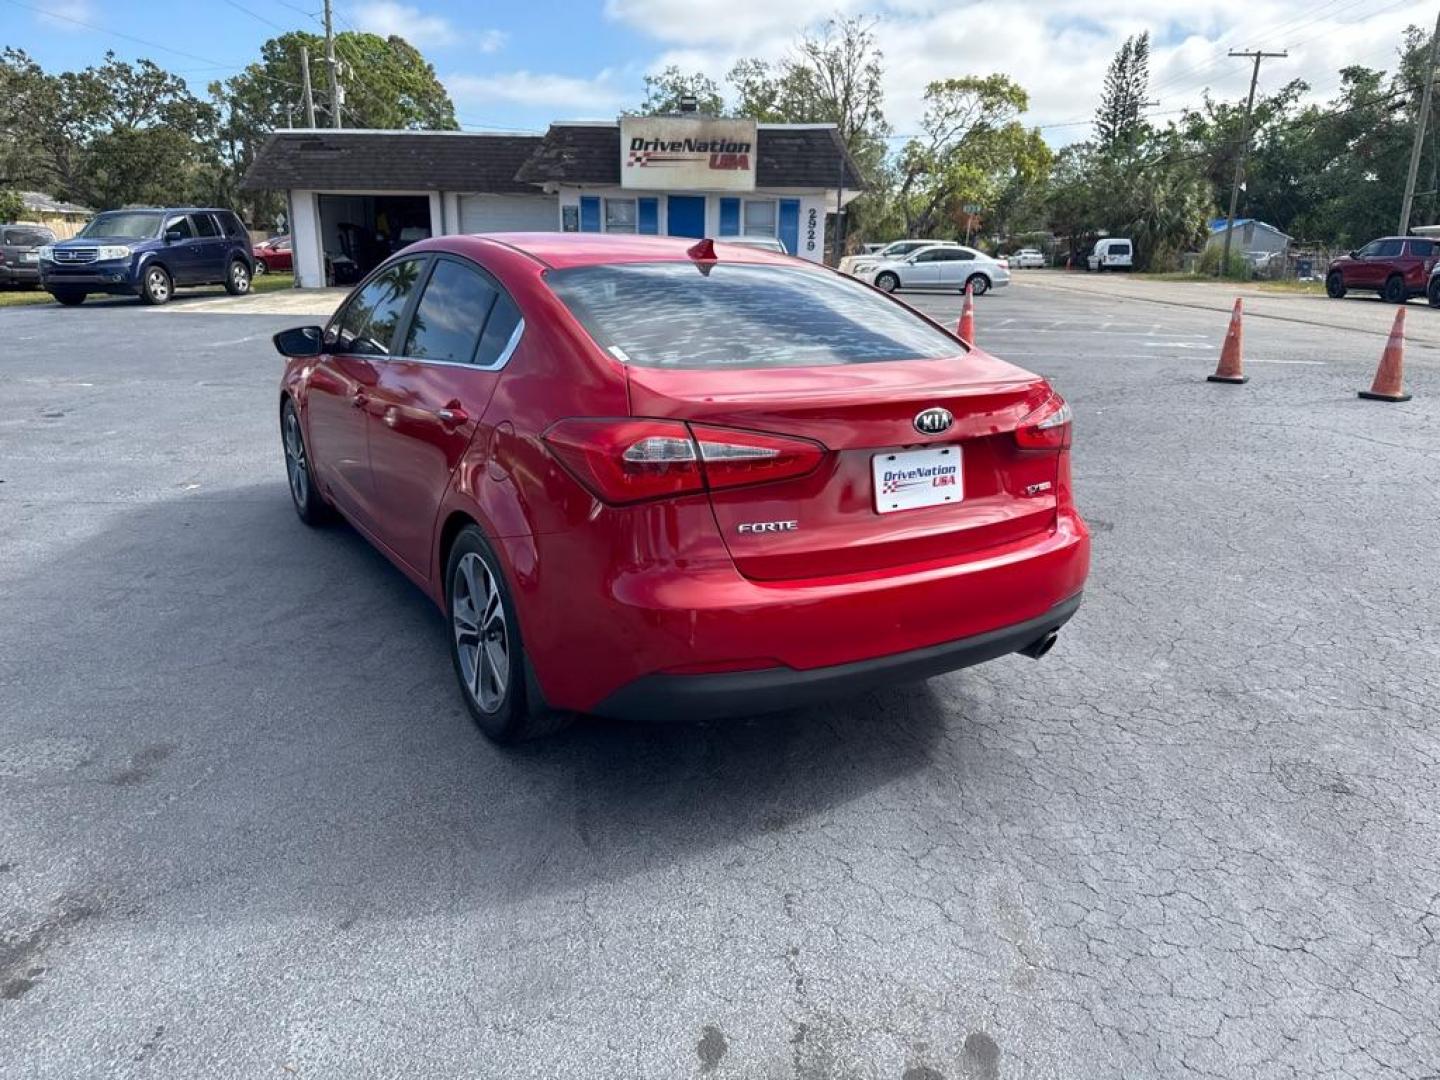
[627,352,1061,581]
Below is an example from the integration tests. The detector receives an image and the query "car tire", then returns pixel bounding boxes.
[965,273,990,296]
[139,265,172,305]
[446,526,569,744]
[1381,274,1406,304]
[253,258,269,276]
[50,288,86,306]
[281,398,332,527]
[1326,272,1346,299]
[875,272,899,293]
[225,259,252,296]
[1429,277,1440,309]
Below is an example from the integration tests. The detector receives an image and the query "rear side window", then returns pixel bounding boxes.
[191,213,220,238]
[331,258,424,356]
[403,259,498,363]
[475,293,522,368]
[1111,242,1131,255]
[547,262,960,369]
[1408,240,1436,257]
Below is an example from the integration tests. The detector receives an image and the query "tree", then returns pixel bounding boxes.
[895,75,1050,239]
[0,190,22,221]
[633,66,725,116]
[0,48,219,210]
[1095,32,1151,150]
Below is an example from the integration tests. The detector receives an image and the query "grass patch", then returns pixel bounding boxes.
[0,270,297,309]
[1134,272,1325,295]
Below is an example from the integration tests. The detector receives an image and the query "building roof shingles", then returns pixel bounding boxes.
[243,124,867,194]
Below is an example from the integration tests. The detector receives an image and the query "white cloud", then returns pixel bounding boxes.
[33,0,97,31]
[446,69,627,114]
[353,1,506,52]
[615,0,1427,146]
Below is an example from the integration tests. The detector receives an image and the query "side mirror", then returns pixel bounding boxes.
[1348,250,1358,259]
[165,229,184,243]
[273,325,324,358]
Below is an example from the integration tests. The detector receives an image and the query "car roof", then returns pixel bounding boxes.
[94,207,233,214]
[429,232,799,270]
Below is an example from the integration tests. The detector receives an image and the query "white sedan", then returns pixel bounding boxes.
[853,244,1011,295]
[1009,248,1045,269]
[839,239,958,276]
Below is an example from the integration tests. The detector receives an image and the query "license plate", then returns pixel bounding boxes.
[873,445,963,514]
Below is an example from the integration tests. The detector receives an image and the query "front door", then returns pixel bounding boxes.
[307,257,426,525]
[160,213,203,283]
[667,196,706,239]
[365,256,522,578]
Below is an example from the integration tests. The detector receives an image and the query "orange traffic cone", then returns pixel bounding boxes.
[957,284,975,343]
[1358,307,1412,402]
[1208,298,1248,383]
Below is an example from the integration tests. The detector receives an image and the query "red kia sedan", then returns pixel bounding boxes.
[252,234,293,275]
[273,234,1089,742]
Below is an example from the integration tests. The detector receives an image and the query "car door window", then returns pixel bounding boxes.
[474,292,523,369]
[402,259,498,363]
[329,258,424,356]
[191,213,220,239]
[915,250,945,263]
[164,214,194,240]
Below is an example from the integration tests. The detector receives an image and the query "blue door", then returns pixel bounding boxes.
[667,196,706,239]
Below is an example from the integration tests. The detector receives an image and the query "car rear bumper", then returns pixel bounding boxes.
[593,591,1081,721]
[512,508,1090,716]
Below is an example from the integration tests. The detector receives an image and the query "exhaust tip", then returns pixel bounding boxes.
[1019,630,1059,660]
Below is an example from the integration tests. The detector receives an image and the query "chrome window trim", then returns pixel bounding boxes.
[335,318,525,372]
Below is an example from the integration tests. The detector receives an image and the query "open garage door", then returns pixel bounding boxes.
[459,194,558,234]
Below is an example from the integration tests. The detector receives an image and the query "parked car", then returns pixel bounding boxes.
[1009,248,1045,269]
[0,224,55,288]
[1430,262,1440,308]
[271,233,1088,742]
[1326,236,1438,303]
[38,207,254,306]
[1087,238,1133,271]
[252,234,293,275]
[720,235,788,254]
[840,239,959,276]
[854,243,1011,295]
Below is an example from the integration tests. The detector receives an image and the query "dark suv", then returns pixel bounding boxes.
[1,224,56,288]
[1326,236,1438,303]
[39,207,254,306]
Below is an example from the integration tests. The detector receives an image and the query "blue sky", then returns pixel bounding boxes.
[1,0,1426,143]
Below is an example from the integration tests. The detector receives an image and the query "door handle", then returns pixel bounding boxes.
[351,390,368,408]
[435,405,469,425]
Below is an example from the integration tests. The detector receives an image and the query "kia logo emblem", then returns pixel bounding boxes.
[913,407,953,435]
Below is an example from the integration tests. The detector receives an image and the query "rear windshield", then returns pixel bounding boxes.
[4,228,52,246]
[547,262,960,369]
[78,212,162,239]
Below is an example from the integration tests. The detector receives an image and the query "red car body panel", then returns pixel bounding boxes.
[280,234,1090,717]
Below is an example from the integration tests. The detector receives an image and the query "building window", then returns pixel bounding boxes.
[743,200,777,237]
[605,198,637,234]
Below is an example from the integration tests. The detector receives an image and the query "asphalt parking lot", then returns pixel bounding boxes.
[2,277,1438,1079]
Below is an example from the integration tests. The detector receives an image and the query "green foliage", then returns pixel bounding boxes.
[894,75,1050,240]
[633,67,725,116]
[0,189,22,220]
[1095,32,1151,151]
[1198,245,1251,279]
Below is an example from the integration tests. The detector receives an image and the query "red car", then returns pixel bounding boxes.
[1326,236,1438,303]
[252,234,293,275]
[273,234,1090,742]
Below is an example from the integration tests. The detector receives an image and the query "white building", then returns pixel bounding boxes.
[242,117,866,288]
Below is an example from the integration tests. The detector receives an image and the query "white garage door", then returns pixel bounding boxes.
[458,195,558,234]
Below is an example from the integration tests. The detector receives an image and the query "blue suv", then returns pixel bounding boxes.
[39,207,254,306]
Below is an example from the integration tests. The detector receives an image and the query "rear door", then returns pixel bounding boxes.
[549,261,1060,582]
[365,255,522,578]
[188,213,226,282]
[1403,240,1436,289]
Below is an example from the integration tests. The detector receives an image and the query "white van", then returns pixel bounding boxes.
[1087,238,1133,271]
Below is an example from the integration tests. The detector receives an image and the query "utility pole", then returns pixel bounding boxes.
[323,0,341,129]
[1398,8,1440,234]
[300,46,316,128]
[1219,49,1286,275]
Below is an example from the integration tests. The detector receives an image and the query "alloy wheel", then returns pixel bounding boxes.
[232,262,251,293]
[283,408,308,508]
[147,269,170,302]
[452,553,509,713]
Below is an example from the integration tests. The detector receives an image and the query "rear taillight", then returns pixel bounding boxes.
[544,418,825,505]
[1014,392,1073,452]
